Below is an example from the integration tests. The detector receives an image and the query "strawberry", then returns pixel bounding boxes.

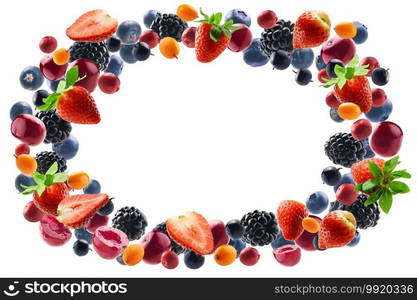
[166,211,214,255]
[277,200,309,241]
[351,158,385,184]
[21,162,69,215]
[195,9,241,63]
[66,9,118,42]
[323,55,372,113]
[57,193,109,228]
[39,66,101,124]
[318,210,356,249]
[293,11,331,49]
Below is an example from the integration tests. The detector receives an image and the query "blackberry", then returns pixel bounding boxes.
[150,13,188,42]
[153,222,185,255]
[112,206,148,241]
[241,210,279,246]
[35,110,72,144]
[69,42,110,71]
[340,194,380,229]
[35,151,67,174]
[260,19,294,57]
[324,133,366,168]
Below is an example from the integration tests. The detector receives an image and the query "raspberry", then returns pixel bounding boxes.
[351,158,385,183]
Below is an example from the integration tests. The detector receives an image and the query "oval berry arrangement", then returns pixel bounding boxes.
[10,5,411,269]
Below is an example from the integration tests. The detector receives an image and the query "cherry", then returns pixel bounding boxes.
[39,55,67,81]
[23,201,44,222]
[15,143,30,156]
[371,88,387,107]
[39,215,72,246]
[209,220,230,253]
[273,244,301,266]
[228,24,252,52]
[71,59,99,93]
[86,214,109,233]
[93,226,129,259]
[139,30,160,49]
[325,90,341,108]
[181,27,196,48]
[161,250,179,269]
[336,183,358,206]
[295,216,321,251]
[98,73,120,94]
[351,119,373,140]
[239,247,260,266]
[370,121,403,157]
[320,36,356,64]
[360,57,380,77]
[140,231,171,264]
[39,36,57,54]
[257,10,278,29]
[11,114,46,146]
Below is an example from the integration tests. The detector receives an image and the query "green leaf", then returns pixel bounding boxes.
[223,19,234,27]
[33,173,45,186]
[368,161,383,179]
[221,28,232,38]
[391,170,411,179]
[45,174,54,186]
[379,191,393,213]
[362,178,380,192]
[337,77,347,89]
[210,26,223,41]
[384,156,400,173]
[36,184,46,196]
[65,66,79,88]
[38,93,60,111]
[212,12,222,25]
[53,173,68,183]
[364,190,382,206]
[354,183,363,191]
[347,55,359,67]
[334,65,346,78]
[390,181,410,194]
[354,66,370,76]
[345,67,355,79]
[56,80,67,94]
[46,162,58,175]
[21,185,37,195]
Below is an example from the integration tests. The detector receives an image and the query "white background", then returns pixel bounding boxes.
[0,0,416,278]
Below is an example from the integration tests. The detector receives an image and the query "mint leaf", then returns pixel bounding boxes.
[368,161,383,179]
[36,184,46,196]
[379,191,393,213]
[337,77,347,89]
[391,170,411,179]
[384,156,400,173]
[334,65,346,78]
[362,178,379,192]
[21,185,37,195]
[38,94,60,111]
[46,162,58,175]
[33,173,45,186]
[354,67,370,76]
[390,181,410,194]
[56,80,67,94]
[65,66,79,88]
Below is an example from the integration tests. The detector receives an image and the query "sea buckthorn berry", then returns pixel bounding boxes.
[67,172,90,190]
[338,102,361,120]
[52,48,70,65]
[123,244,145,266]
[16,154,37,175]
[302,217,320,234]
[214,244,237,266]
[334,22,357,39]
[177,4,198,21]
[159,37,180,59]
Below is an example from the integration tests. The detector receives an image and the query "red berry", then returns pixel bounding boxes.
[370,121,403,157]
[371,88,387,107]
[15,143,30,156]
[98,73,120,94]
[257,10,278,29]
[239,247,260,266]
[318,69,330,83]
[139,30,160,49]
[351,119,372,140]
[228,24,252,52]
[40,55,68,81]
[161,250,179,269]
[71,58,99,93]
[273,245,301,266]
[39,214,72,246]
[93,226,129,259]
[139,231,171,264]
[325,90,340,108]
[360,57,380,77]
[351,158,385,184]
[11,114,46,146]
[86,214,109,233]
[23,201,45,222]
[39,36,58,53]
[181,27,197,48]
[336,183,358,206]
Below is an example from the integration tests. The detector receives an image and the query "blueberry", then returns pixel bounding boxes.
[83,179,101,194]
[321,166,342,186]
[225,219,244,240]
[133,42,151,61]
[352,22,368,44]
[10,101,32,120]
[330,108,344,123]
[228,239,246,257]
[347,231,360,247]
[73,240,90,256]
[119,44,138,64]
[225,9,251,27]
[98,200,114,216]
[315,55,326,71]
[143,10,160,29]
[116,255,126,265]
[291,48,314,69]
[52,135,79,160]
[116,20,142,44]
[32,89,49,107]
[270,50,291,70]
[326,59,344,78]
[105,55,124,76]
[365,99,393,123]
[329,201,341,212]
[106,36,122,52]
[333,173,355,192]
[271,232,295,250]
[74,228,93,244]
[364,144,375,158]
[313,235,326,251]
[15,174,35,193]
[184,251,205,269]
[306,191,329,214]
[19,66,44,90]
[243,38,269,67]
[371,68,390,86]
[295,69,312,86]
[47,79,60,92]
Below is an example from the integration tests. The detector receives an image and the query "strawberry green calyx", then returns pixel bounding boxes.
[322,55,369,89]
[355,156,411,213]
[196,8,241,42]
[21,162,68,196]
[38,66,82,111]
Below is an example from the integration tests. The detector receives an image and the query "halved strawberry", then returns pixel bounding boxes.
[66,9,118,42]
[57,194,109,228]
[166,211,214,255]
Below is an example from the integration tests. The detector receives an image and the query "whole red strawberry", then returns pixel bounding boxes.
[195,9,241,63]
[318,210,356,249]
[351,158,385,184]
[323,55,372,113]
[277,200,309,241]
[39,66,101,124]
[293,10,331,49]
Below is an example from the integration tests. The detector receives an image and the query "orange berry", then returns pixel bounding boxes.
[67,172,90,190]
[338,102,361,120]
[302,217,320,234]
[16,154,37,175]
[335,22,357,39]
[177,4,198,21]
[123,244,145,266]
[52,48,70,65]
[214,244,237,266]
[159,37,180,59]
